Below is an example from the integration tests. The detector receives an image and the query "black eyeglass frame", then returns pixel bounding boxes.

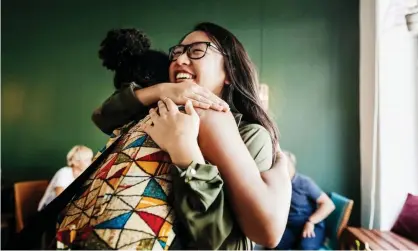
[168,41,226,61]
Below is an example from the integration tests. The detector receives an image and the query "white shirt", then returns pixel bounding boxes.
[38,167,75,211]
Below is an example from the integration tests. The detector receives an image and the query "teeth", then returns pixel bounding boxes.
[176,73,193,80]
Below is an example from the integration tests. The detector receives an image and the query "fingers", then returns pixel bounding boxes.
[162,97,178,113]
[188,100,210,109]
[184,100,197,117]
[192,88,229,112]
[141,108,159,136]
[189,97,227,111]
[149,108,159,122]
[201,88,229,109]
[303,230,315,238]
[210,103,227,112]
[139,119,152,135]
[196,101,211,109]
[302,225,316,239]
[158,100,168,114]
[190,93,213,108]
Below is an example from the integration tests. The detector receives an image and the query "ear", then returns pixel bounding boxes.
[223,65,231,85]
[224,76,231,85]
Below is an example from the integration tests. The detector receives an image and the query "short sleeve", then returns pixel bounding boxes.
[304,177,323,202]
[54,168,74,189]
[239,123,273,172]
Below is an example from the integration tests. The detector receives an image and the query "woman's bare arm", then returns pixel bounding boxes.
[198,110,291,248]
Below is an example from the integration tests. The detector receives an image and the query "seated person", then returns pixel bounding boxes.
[276,151,335,250]
[37,145,93,211]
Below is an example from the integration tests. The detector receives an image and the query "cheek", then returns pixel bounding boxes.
[168,63,176,82]
[206,61,226,84]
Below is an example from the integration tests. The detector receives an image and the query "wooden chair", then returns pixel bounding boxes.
[14,180,49,232]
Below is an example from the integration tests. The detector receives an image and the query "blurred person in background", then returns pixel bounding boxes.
[37,145,93,211]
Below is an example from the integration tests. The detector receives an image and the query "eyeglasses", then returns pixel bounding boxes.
[168,41,224,62]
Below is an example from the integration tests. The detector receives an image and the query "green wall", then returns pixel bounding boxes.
[2,0,360,224]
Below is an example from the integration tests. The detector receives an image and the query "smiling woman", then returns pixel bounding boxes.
[54,23,291,250]
[168,31,229,98]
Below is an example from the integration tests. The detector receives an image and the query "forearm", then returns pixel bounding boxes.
[201,141,289,247]
[168,142,205,168]
[198,113,291,247]
[309,203,335,224]
[222,159,291,247]
[93,82,166,134]
[133,83,164,106]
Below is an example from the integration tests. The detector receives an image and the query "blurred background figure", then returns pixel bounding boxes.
[275,151,335,250]
[37,145,93,211]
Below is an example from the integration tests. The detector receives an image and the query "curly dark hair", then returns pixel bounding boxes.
[99,28,169,89]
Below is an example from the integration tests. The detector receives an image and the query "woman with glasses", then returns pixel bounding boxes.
[92,32,231,135]
[151,23,290,249]
[58,24,290,250]
[145,24,292,249]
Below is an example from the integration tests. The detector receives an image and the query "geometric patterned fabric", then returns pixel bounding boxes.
[56,115,177,250]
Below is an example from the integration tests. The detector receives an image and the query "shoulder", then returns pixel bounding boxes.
[240,123,273,172]
[198,110,274,171]
[197,109,237,125]
[297,174,319,189]
[239,123,270,141]
[296,173,310,183]
[301,174,315,184]
[197,109,239,134]
[51,167,74,187]
[239,123,272,154]
[55,166,72,175]
[53,167,73,181]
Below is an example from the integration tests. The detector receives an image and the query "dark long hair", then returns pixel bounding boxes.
[191,22,280,161]
[98,28,169,89]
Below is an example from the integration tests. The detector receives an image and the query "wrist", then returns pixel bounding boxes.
[168,141,204,168]
[156,82,171,101]
[135,84,164,106]
[307,219,315,225]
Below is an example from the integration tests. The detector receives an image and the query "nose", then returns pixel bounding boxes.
[175,51,191,65]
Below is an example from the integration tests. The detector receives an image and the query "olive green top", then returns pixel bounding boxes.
[92,82,273,250]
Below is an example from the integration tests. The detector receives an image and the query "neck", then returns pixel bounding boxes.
[72,166,82,178]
